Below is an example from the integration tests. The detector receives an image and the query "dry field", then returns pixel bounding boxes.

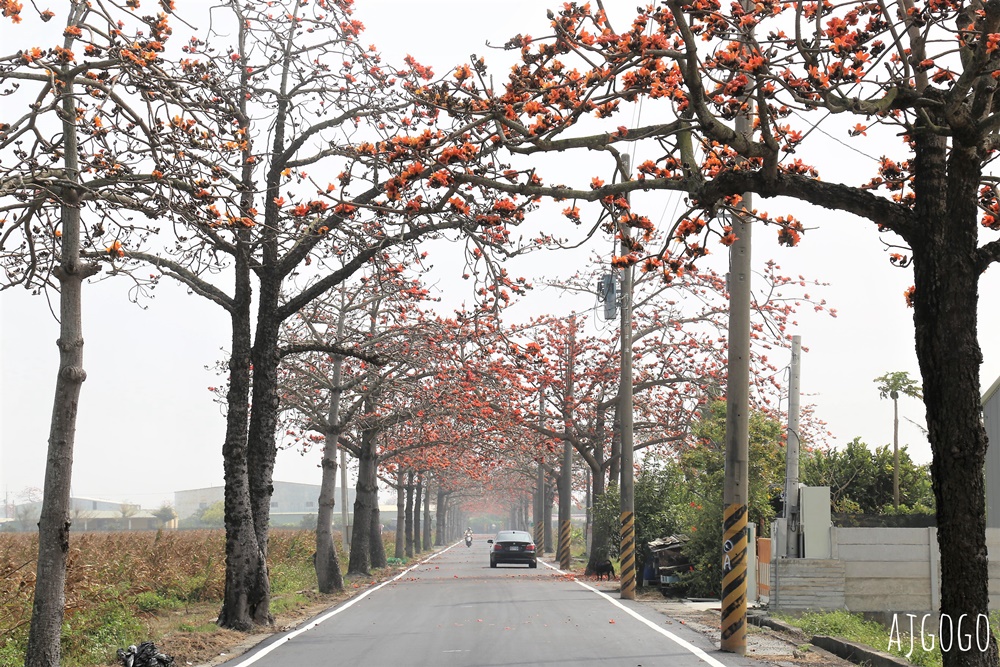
[0,529,383,667]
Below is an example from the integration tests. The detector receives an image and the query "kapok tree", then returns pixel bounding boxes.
[413,4,1000,663]
[277,261,438,588]
[506,259,831,573]
[0,3,177,665]
[116,0,546,629]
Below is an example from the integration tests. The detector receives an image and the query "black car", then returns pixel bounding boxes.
[488,530,537,568]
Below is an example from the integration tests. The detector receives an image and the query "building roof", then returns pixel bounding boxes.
[984,374,1000,406]
[72,510,159,520]
[176,480,322,494]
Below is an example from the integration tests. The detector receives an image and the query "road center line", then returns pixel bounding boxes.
[539,559,729,667]
[226,543,458,667]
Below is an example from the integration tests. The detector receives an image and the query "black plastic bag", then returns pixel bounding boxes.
[116,642,174,667]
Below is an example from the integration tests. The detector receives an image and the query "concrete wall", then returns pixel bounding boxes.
[834,527,936,614]
[771,558,845,611]
[771,527,1000,615]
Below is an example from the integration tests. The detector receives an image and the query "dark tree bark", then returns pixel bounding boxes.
[414,475,423,553]
[585,438,610,574]
[435,489,447,546]
[909,130,997,667]
[315,311,347,593]
[422,480,432,549]
[217,230,270,630]
[608,402,621,488]
[25,68,100,662]
[238,273,283,626]
[369,501,387,568]
[394,469,405,559]
[348,414,379,575]
[405,470,415,558]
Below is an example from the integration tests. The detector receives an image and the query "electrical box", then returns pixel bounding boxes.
[800,486,832,558]
[598,273,617,320]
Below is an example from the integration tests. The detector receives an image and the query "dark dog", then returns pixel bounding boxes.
[594,560,615,581]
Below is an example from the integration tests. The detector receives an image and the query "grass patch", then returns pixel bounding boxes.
[61,603,146,667]
[270,592,309,617]
[176,621,222,633]
[775,610,941,667]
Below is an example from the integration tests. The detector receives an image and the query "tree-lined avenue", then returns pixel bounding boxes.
[222,540,750,667]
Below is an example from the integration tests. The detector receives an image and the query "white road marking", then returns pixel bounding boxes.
[226,543,458,667]
[539,559,729,667]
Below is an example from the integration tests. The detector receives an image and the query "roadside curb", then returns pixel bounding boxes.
[810,636,912,667]
[748,613,910,667]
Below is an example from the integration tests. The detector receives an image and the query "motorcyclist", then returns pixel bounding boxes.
[464,527,473,545]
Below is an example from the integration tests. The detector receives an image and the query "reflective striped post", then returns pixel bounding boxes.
[558,316,576,571]
[721,503,748,651]
[721,165,752,655]
[535,462,545,552]
[617,154,636,600]
[558,519,572,569]
[536,388,546,552]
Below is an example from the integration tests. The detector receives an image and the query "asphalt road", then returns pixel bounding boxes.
[220,539,759,667]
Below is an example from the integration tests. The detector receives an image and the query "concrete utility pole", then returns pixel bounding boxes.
[785,335,802,558]
[536,385,545,551]
[558,315,576,570]
[721,126,752,654]
[617,154,637,600]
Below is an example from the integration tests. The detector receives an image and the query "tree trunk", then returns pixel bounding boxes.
[314,430,343,593]
[911,134,997,667]
[405,471,415,558]
[394,469,405,559]
[25,68,99,662]
[315,443,343,592]
[414,475,423,553]
[348,419,378,575]
[240,274,285,626]
[369,501,387,568]
[423,481,432,548]
[315,308,347,593]
[217,233,269,630]
[544,478,555,553]
[609,402,621,488]
[435,490,447,546]
[586,459,610,575]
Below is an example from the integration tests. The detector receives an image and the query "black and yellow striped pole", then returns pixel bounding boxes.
[617,154,636,600]
[619,510,636,598]
[721,104,752,653]
[536,388,546,554]
[535,462,545,553]
[721,503,748,651]
[558,316,576,571]
[558,518,572,569]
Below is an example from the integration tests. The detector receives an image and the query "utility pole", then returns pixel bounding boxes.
[892,389,900,510]
[536,384,545,551]
[785,335,801,557]
[617,154,636,600]
[558,315,576,570]
[721,121,752,653]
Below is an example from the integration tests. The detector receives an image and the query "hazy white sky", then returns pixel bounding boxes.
[3,0,996,510]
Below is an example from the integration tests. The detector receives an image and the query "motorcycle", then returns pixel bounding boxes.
[464,534,473,548]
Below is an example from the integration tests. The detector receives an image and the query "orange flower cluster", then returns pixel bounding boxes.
[448,197,470,215]
[292,201,329,217]
[1,0,22,22]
